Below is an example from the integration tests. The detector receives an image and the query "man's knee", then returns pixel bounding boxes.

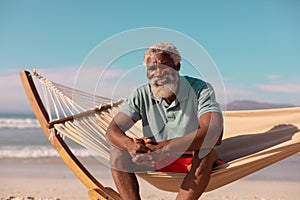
[110,145,133,171]
[191,149,217,172]
[205,149,218,163]
[110,145,156,173]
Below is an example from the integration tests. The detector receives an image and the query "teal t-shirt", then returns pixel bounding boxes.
[120,75,221,142]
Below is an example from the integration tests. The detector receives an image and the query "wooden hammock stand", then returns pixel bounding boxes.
[20,70,121,200]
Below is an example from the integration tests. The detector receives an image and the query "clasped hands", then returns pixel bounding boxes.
[128,137,166,167]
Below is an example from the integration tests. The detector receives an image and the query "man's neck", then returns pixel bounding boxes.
[164,93,176,104]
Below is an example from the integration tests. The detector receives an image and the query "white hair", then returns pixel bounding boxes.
[143,42,181,66]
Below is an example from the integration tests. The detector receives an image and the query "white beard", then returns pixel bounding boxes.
[149,74,179,99]
[151,83,178,99]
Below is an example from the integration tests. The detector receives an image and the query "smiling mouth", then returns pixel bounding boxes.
[155,78,168,86]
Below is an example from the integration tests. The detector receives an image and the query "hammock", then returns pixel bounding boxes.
[20,70,300,200]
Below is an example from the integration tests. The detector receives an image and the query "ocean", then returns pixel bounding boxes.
[0,113,90,159]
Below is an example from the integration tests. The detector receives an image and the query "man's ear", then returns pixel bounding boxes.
[176,63,181,71]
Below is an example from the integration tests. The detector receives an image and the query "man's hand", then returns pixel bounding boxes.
[129,138,150,153]
[144,138,170,152]
[130,138,170,167]
[128,138,154,166]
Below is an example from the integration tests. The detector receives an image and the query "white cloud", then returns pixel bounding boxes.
[257,83,300,94]
[0,66,146,113]
[222,84,257,103]
[266,74,280,80]
[33,66,78,86]
[0,70,33,113]
[27,65,129,86]
[2,67,298,113]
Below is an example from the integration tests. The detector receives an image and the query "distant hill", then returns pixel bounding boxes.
[223,100,296,111]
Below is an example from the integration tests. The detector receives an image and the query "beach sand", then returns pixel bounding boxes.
[1,154,299,200]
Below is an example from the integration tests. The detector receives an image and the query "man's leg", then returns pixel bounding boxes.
[176,149,218,200]
[111,169,141,200]
[110,145,145,200]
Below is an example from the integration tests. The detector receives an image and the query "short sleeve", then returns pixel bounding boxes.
[197,83,222,117]
[119,89,142,122]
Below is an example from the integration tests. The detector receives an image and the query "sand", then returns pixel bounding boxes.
[1,154,299,200]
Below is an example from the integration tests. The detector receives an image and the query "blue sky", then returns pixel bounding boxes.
[1,0,300,113]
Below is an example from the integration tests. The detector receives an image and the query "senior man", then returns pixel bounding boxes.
[106,42,223,200]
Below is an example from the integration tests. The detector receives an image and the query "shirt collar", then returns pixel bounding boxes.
[177,76,191,102]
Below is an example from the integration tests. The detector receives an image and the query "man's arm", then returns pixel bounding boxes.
[106,112,150,154]
[187,111,223,151]
[146,112,223,154]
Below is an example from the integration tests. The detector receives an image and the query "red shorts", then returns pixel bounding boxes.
[155,156,193,173]
[155,156,225,173]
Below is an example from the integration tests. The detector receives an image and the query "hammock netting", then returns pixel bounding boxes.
[28,70,300,193]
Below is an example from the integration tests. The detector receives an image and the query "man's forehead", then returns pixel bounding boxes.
[146,52,174,64]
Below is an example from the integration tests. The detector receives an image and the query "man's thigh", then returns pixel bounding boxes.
[110,145,155,173]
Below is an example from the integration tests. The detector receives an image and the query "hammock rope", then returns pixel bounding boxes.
[30,69,131,162]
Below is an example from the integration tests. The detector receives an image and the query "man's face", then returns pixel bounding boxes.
[145,52,179,99]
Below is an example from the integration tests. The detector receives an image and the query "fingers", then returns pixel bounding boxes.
[132,138,150,153]
[143,137,153,144]
[131,138,155,166]
[133,138,145,145]
[131,153,155,167]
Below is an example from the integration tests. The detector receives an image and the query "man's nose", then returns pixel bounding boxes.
[154,66,163,76]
